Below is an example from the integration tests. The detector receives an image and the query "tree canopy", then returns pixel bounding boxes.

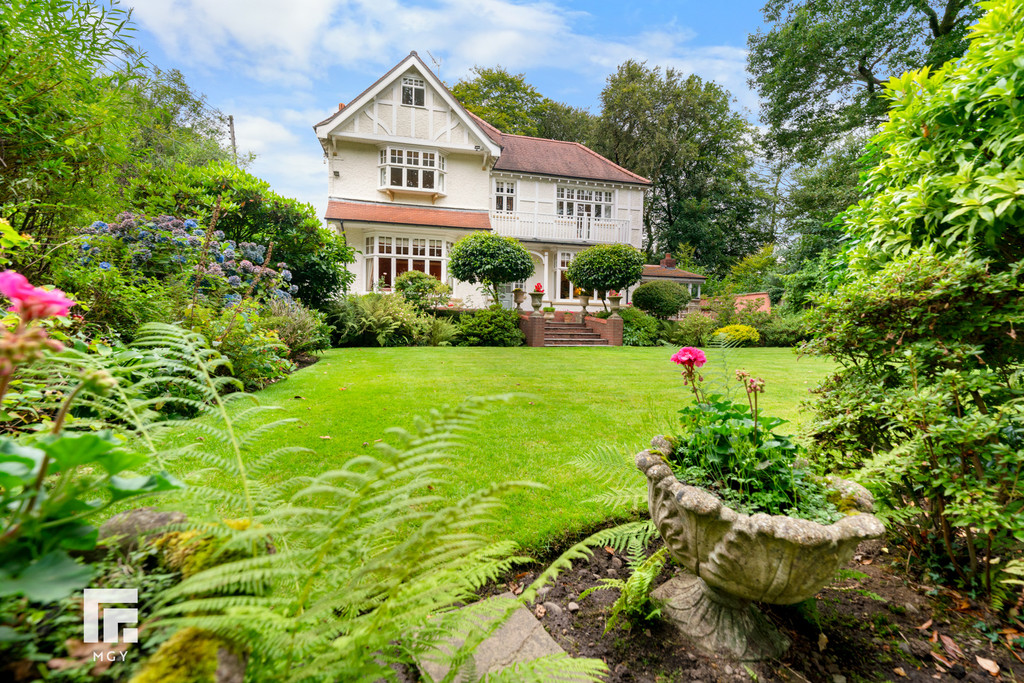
[748,0,980,162]
[448,232,534,304]
[451,67,549,137]
[594,61,772,275]
[565,244,645,297]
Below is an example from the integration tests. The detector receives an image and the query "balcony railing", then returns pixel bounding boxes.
[489,211,631,245]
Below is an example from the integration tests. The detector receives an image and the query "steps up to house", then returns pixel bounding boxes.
[542,321,608,346]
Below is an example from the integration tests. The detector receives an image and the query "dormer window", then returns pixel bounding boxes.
[379,146,446,194]
[402,77,425,107]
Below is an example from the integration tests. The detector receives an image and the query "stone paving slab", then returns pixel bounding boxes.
[418,592,567,682]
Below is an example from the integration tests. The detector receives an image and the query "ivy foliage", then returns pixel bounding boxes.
[448,232,534,303]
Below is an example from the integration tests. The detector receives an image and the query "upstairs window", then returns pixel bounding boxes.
[402,77,425,107]
[556,187,614,218]
[379,146,446,192]
[495,180,516,212]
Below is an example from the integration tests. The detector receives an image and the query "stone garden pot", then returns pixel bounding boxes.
[577,294,590,315]
[529,292,544,316]
[636,436,885,660]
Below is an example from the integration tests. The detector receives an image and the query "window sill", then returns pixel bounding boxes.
[380,186,446,203]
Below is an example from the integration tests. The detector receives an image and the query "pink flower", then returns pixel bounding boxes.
[0,271,75,321]
[670,346,707,368]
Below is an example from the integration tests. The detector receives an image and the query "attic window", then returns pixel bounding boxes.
[402,77,425,107]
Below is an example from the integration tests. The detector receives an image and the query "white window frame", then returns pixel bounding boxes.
[379,146,446,193]
[363,233,449,291]
[556,187,614,219]
[494,180,516,213]
[402,77,425,107]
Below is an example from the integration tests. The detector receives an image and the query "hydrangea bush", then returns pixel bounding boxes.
[77,213,298,304]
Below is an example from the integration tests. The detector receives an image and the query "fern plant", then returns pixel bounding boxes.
[114,324,606,681]
[580,541,667,633]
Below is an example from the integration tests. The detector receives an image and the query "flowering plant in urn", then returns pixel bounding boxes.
[635,347,884,659]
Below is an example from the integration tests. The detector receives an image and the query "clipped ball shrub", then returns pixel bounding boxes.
[713,324,760,346]
[456,307,524,347]
[631,280,691,319]
[565,243,645,294]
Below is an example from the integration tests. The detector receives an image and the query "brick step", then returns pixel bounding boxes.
[545,339,609,346]
[543,334,606,341]
[543,329,601,336]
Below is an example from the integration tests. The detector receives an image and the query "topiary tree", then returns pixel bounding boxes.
[565,244,644,308]
[631,280,691,319]
[448,232,533,305]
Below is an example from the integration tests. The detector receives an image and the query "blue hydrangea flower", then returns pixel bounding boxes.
[91,221,108,230]
[215,254,225,264]
[184,219,198,229]
[99,261,112,271]
[193,229,205,237]
[80,242,91,251]
[288,284,298,294]
[281,269,292,282]
[227,275,242,287]
[213,230,225,240]
[172,254,186,263]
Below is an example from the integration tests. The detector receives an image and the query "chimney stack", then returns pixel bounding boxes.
[660,253,677,268]
[338,102,346,111]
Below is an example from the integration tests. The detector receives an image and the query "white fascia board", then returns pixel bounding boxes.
[314,53,502,158]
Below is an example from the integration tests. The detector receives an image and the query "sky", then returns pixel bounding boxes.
[126,0,768,219]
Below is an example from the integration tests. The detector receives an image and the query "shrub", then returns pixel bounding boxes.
[448,232,534,302]
[322,295,362,346]
[713,324,760,346]
[395,270,451,313]
[423,316,459,346]
[631,281,691,319]
[456,307,524,347]
[352,293,427,347]
[758,314,808,347]
[187,303,294,390]
[51,263,179,340]
[262,298,333,358]
[660,314,717,347]
[618,307,661,347]
[565,244,644,297]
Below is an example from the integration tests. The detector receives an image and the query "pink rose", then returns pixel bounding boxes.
[0,271,76,321]
[670,346,707,368]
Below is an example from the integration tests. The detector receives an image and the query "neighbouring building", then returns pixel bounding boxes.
[313,51,652,310]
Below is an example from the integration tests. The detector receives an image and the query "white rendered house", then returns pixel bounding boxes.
[313,52,651,309]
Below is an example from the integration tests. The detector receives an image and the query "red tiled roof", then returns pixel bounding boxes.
[325,200,491,230]
[468,113,651,186]
[642,265,706,281]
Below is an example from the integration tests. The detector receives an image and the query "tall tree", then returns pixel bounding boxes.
[534,101,598,146]
[0,0,143,241]
[748,0,980,162]
[451,66,548,136]
[594,61,772,276]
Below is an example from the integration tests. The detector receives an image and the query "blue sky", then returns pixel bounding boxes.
[126,0,768,217]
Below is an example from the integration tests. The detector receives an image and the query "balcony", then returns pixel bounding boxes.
[489,211,631,245]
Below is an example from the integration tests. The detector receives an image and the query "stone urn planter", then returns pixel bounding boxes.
[637,436,885,660]
[607,294,622,317]
[529,291,544,316]
[512,288,525,311]
[578,294,590,315]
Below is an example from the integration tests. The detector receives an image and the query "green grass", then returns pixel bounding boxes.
[163,346,834,552]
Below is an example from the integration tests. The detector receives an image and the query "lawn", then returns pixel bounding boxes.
[164,346,835,552]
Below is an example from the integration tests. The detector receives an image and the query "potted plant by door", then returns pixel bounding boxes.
[529,283,545,316]
[636,348,885,660]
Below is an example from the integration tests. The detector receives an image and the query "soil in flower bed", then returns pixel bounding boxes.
[494,538,1024,682]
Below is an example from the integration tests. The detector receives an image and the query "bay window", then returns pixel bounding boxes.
[379,146,446,192]
[363,234,448,289]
